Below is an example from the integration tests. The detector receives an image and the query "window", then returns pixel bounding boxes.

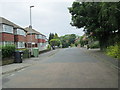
[40,43,43,46]
[17,29,26,36]
[38,35,42,39]
[35,35,38,39]
[2,41,14,46]
[17,42,25,48]
[3,24,13,34]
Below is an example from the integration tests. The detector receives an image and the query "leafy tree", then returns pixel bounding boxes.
[60,34,76,48]
[50,39,61,49]
[69,34,76,44]
[54,33,59,39]
[60,35,70,48]
[68,2,120,50]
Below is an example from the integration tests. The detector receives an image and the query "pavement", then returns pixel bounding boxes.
[1,47,119,75]
[1,49,60,75]
[82,48,119,70]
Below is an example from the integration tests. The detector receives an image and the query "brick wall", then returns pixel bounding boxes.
[26,34,38,43]
[15,35,26,42]
[38,39,42,43]
[38,39,46,43]
[2,33,14,41]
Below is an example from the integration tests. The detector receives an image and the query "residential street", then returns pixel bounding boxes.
[2,47,118,88]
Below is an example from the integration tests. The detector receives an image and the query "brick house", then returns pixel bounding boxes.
[0,17,27,49]
[14,28,27,49]
[37,34,48,51]
[0,17,48,50]
[25,27,39,49]
[25,27,48,51]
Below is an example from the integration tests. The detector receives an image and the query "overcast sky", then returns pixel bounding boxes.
[0,0,84,38]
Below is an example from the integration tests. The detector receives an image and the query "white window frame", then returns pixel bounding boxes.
[2,41,14,46]
[17,42,25,48]
[16,29,26,36]
[2,24,13,34]
[38,35,42,39]
[35,35,38,39]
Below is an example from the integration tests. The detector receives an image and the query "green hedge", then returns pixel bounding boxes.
[0,45,15,59]
[89,41,100,49]
[106,44,120,59]
[23,49,30,58]
[47,44,51,50]
[16,48,30,59]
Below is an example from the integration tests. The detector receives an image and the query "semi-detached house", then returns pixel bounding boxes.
[25,27,48,51]
[0,17,27,49]
[0,17,48,51]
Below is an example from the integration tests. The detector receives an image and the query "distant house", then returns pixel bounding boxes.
[38,34,48,51]
[25,27,39,49]
[25,27,48,51]
[0,17,27,49]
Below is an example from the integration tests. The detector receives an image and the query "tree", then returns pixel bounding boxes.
[60,34,76,48]
[69,34,76,44]
[50,39,61,49]
[54,33,59,39]
[68,2,120,50]
[48,33,54,44]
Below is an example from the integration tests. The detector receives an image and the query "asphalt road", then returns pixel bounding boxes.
[2,47,118,88]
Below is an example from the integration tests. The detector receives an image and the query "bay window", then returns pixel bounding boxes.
[35,35,38,39]
[2,41,14,46]
[2,24,13,34]
[16,42,25,48]
[16,29,26,36]
[38,35,42,39]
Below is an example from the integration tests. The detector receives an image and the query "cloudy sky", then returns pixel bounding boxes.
[0,0,84,37]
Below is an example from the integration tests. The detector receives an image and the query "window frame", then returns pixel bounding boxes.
[2,24,13,34]
[16,28,26,36]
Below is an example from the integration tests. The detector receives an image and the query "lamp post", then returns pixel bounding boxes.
[30,6,34,28]
[29,6,34,54]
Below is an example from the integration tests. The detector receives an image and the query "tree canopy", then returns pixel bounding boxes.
[60,34,76,48]
[68,2,120,50]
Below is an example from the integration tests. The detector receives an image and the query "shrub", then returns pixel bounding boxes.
[70,44,75,47]
[47,44,51,50]
[106,44,120,59]
[23,49,30,58]
[50,39,61,47]
[16,48,30,59]
[89,41,100,49]
[1,45,15,59]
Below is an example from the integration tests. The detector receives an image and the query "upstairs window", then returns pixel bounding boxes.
[16,29,26,36]
[35,35,38,39]
[3,24,13,34]
[38,35,42,39]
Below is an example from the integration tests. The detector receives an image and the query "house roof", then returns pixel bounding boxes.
[0,17,26,31]
[24,27,46,36]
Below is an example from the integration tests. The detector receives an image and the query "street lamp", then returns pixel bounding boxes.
[29,5,34,28]
[29,6,34,54]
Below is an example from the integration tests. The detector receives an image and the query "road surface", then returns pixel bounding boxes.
[2,47,118,88]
